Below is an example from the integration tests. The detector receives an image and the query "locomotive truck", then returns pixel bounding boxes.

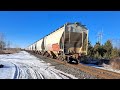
[26,22,88,64]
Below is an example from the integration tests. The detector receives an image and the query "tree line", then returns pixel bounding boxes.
[87,40,120,60]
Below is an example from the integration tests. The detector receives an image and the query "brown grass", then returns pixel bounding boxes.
[0,49,21,54]
[110,57,120,70]
[0,50,5,54]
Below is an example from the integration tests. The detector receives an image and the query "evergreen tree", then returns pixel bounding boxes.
[98,45,106,58]
[111,47,119,58]
[103,40,113,59]
[93,42,101,59]
[118,49,120,56]
[87,40,94,57]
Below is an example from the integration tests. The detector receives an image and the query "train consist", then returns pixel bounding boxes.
[26,22,88,64]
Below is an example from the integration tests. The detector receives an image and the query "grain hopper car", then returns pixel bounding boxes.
[26,22,88,64]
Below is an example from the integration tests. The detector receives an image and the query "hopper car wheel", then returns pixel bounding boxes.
[50,55,53,58]
[58,56,64,61]
[75,59,79,64]
[67,57,70,63]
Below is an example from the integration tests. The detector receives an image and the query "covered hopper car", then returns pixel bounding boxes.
[26,22,88,64]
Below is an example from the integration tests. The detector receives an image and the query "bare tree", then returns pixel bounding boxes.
[6,41,11,48]
[0,33,6,50]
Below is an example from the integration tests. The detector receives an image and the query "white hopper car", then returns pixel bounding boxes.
[26,22,88,64]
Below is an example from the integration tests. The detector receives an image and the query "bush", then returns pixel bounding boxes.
[110,57,120,70]
[0,64,4,68]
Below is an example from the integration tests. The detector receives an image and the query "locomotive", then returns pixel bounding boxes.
[26,22,88,64]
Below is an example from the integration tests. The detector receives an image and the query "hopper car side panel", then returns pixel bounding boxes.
[36,39,43,51]
[44,26,64,51]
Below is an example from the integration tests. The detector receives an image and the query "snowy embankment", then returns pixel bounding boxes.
[84,63,120,74]
[0,51,77,79]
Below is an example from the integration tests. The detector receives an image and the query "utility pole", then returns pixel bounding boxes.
[97,29,103,45]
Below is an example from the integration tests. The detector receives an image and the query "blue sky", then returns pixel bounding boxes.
[0,11,120,48]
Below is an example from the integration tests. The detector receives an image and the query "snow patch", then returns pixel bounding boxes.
[0,51,77,79]
[83,63,120,74]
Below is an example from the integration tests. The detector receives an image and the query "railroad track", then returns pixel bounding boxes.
[30,52,120,79]
[68,63,120,79]
[50,58,120,79]
[49,59,120,79]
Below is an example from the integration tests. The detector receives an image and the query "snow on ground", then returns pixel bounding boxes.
[83,63,120,74]
[0,51,77,79]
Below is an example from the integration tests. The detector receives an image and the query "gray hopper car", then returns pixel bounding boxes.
[26,22,88,64]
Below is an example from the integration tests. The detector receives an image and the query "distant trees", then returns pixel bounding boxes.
[87,40,120,60]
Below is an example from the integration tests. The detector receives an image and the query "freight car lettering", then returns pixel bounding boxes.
[52,43,60,51]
